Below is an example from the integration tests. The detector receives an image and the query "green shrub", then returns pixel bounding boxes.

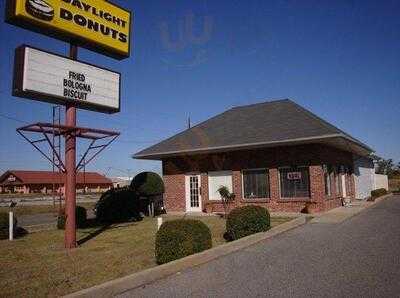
[131,172,165,197]
[57,206,87,230]
[0,212,17,240]
[155,219,212,264]
[371,188,387,199]
[76,206,87,228]
[226,205,271,240]
[95,187,142,223]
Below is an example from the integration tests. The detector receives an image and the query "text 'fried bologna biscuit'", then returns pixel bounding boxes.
[25,0,55,21]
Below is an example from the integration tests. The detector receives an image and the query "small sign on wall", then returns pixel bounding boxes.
[13,45,121,113]
[287,172,302,180]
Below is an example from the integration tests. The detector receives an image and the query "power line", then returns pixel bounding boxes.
[0,113,28,124]
[117,139,160,144]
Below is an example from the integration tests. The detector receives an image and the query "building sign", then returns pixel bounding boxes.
[6,0,132,59]
[287,172,302,180]
[13,45,120,113]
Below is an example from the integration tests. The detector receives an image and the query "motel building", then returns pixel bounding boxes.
[0,170,112,194]
[134,99,380,214]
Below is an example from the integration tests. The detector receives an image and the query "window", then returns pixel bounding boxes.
[279,167,310,198]
[334,167,340,196]
[208,171,233,200]
[243,169,270,199]
[323,165,332,197]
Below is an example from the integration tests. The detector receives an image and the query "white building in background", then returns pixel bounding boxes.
[354,156,389,200]
[110,177,132,188]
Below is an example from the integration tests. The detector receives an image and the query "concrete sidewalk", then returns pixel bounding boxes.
[311,194,392,224]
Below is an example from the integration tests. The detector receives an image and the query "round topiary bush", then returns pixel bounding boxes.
[226,205,271,240]
[155,219,212,264]
[57,206,88,230]
[95,187,142,223]
[0,212,18,240]
[131,172,165,197]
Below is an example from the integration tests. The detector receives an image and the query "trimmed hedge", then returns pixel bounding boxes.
[0,212,17,240]
[155,219,212,264]
[371,188,387,199]
[57,206,87,230]
[95,187,142,223]
[131,172,165,197]
[226,205,271,240]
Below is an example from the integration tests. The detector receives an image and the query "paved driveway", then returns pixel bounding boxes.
[120,196,400,298]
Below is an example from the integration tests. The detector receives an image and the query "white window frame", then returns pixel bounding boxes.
[208,171,233,201]
[241,168,270,199]
[323,165,332,197]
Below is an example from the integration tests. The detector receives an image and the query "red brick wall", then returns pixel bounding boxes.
[163,144,355,213]
[200,173,209,211]
[163,174,186,211]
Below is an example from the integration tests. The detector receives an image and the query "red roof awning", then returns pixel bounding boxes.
[0,170,112,185]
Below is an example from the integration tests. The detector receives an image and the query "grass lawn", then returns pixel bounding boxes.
[0,216,292,297]
[0,202,96,217]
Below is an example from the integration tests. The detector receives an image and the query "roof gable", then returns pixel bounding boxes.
[133,99,373,159]
[0,172,23,184]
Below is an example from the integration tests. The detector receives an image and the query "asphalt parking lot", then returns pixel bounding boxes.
[120,195,400,298]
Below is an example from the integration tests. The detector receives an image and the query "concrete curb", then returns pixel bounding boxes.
[65,216,307,298]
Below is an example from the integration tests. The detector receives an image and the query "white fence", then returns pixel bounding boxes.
[374,174,389,190]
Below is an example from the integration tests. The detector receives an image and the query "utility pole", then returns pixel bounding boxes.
[83,155,86,194]
[79,154,86,194]
[52,105,61,208]
[188,116,191,129]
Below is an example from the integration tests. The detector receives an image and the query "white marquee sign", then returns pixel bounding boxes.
[13,45,121,113]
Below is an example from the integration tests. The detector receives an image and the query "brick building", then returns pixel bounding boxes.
[134,99,374,213]
[0,170,112,194]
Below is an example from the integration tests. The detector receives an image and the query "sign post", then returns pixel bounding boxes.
[64,44,78,249]
[5,0,132,249]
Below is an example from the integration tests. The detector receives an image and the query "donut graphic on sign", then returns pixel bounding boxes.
[25,0,54,21]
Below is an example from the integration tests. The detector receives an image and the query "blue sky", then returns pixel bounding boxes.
[0,0,399,177]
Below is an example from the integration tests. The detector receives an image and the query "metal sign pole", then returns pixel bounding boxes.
[65,44,78,249]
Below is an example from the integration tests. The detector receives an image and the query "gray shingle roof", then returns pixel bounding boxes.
[133,99,373,160]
